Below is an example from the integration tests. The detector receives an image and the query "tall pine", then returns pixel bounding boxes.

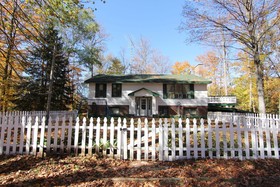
[15,25,73,111]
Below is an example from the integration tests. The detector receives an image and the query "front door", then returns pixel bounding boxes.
[136,97,152,116]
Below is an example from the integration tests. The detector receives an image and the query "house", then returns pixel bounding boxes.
[84,74,212,118]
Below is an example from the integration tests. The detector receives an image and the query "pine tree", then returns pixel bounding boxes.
[15,25,73,111]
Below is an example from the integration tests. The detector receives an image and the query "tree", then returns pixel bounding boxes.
[195,51,224,95]
[129,37,170,74]
[181,0,280,113]
[171,61,193,75]
[15,26,73,111]
[0,0,34,112]
[107,57,125,75]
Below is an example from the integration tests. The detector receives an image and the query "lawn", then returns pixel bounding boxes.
[1,155,280,186]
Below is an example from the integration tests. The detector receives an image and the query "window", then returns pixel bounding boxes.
[95,83,107,98]
[163,84,194,99]
[110,107,120,115]
[112,83,122,97]
[184,108,197,117]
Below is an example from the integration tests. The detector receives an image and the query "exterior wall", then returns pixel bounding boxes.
[87,82,208,117]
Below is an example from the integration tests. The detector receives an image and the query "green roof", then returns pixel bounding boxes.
[84,74,211,84]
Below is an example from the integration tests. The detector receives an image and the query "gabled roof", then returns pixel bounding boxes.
[84,74,211,84]
[128,88,160,97]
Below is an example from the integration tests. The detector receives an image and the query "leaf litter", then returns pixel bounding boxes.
[1,155,280,186]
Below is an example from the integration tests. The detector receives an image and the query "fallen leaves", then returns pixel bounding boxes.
[1,155,280,186]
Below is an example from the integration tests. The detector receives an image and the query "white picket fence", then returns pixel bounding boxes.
[0,113,279,161]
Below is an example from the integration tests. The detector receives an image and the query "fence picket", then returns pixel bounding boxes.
[88,118,94,156]
[222,119,227,159]
[164,118,169,161]
[60,116,66,154]
[152,118,156,161]
[67,117,73,154]
[207,119,213,158]
[137,118,141,160]
[32,117,39,155]
[193,118,198,159]
[229,119,234,158]
[158,118,163,161]
[144,118,149,160]
[237,119,242,160]
[39,117,46,157]
[74,117,80,156]
[0,115,7,155]
[215,119,220,158]
[6,114,13,155]
[110,118,115,158]
[201,119,205,158]
[103,117,108,157]
[81,117,87,156]
[123,118,128,160]
[130,118,135,160]
[12,115,20,154]
[117,118,122,159]
[26,117,32,154]
[19,116,26,154]
[186,118,190,159]
[171,118,176,161]
[53,117,59,153]
[178,118,183,159]
[96,117,101,155]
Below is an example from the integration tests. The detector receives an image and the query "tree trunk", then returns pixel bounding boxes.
[254,54,266,114]
[46,45,56,124]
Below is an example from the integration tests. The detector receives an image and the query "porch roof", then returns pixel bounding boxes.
[84,74,212,84]
[128,88,160,97]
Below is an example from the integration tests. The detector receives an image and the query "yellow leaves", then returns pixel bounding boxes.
[171,61,192,74]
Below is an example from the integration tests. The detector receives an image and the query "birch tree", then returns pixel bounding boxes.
[180,0,280,113]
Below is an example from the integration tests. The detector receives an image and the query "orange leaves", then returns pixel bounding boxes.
[171,61,192,75]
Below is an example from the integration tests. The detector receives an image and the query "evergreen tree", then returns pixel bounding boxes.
[15,25,73,111]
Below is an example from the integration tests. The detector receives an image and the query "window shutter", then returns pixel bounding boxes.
[163,84,167,99]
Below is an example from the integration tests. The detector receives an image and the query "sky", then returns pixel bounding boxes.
[91,0,208,67]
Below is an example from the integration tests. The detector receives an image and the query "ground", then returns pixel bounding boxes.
[1,155,280,187]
